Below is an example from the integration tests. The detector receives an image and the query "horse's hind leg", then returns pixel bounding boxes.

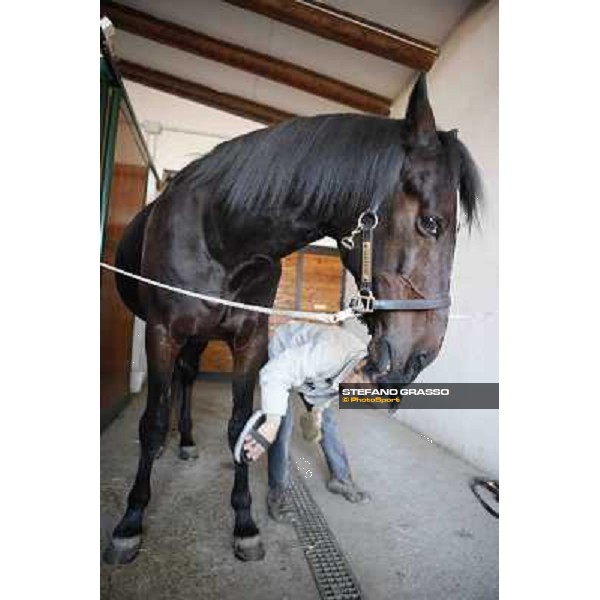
[227,317,270,561]
[103,323,182,564]
[175,339,207,460]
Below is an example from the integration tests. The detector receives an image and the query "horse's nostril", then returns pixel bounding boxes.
[416,352,428,368]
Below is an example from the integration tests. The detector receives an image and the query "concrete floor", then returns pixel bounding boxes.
[101,381,498,599]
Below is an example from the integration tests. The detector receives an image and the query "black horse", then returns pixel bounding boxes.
[103,74,482,564]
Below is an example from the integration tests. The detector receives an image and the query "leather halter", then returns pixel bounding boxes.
[341,211,451,314]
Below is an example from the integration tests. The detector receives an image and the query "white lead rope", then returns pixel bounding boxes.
[100,262,356,325]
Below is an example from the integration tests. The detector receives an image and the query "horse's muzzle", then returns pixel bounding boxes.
[366,344,430,386]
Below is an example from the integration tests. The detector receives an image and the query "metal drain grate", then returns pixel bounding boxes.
[284,462,364,600]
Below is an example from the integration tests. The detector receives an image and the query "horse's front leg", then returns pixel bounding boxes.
[103,322,182,564]
[227,318,269,561]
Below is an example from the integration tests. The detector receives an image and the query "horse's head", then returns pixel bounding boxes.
[339,74,482,385]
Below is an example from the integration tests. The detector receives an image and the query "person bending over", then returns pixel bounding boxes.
[234,322,371,519]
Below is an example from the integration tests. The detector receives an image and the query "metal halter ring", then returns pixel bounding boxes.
[341,210,379,250]
[357,210,378,231]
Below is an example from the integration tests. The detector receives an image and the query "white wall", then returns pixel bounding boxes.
[124,80,265,174]
[396,0,498,476]
[344,1,499,475]
[391,0,499,384]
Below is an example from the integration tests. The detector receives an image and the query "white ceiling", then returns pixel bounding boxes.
[110,0,475,118]
[325,0,474,43]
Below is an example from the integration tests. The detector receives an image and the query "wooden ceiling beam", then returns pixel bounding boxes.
[101,1,390,115]
[224,0,439,71]
[117,60,295,125]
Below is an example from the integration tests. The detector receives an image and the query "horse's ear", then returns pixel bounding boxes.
[405,73,439,147]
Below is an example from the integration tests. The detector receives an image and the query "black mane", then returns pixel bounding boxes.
[176,113,481,225]
[456,137,483,227]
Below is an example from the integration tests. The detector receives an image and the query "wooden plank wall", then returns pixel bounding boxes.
[100,111,148,416]
[199,249,343,374]
[100,165,147,411]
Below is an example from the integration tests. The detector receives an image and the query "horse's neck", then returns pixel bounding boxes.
[213,204,350,262]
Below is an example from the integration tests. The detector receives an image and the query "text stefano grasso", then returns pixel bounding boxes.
[341,387,450,396]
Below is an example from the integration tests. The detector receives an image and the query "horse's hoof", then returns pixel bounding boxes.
[102,535,142,565]
[233,535,265,561]
[179,445,199,460]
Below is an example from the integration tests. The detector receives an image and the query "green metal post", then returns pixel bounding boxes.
[100,60,111,160]
[100,85,121,257]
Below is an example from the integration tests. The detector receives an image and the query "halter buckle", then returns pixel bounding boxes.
[349,290,375,314]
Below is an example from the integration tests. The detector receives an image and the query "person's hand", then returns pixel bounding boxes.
[344,358,368,384]
[243,415,281,461]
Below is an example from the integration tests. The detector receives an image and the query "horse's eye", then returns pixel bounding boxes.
[417,215,442,238]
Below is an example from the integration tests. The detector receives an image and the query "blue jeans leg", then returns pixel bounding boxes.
[267,403,294,492]
[320,407,352,482]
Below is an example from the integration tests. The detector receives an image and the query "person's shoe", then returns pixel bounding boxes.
[326,478,371,504]
[267,488,293,523]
